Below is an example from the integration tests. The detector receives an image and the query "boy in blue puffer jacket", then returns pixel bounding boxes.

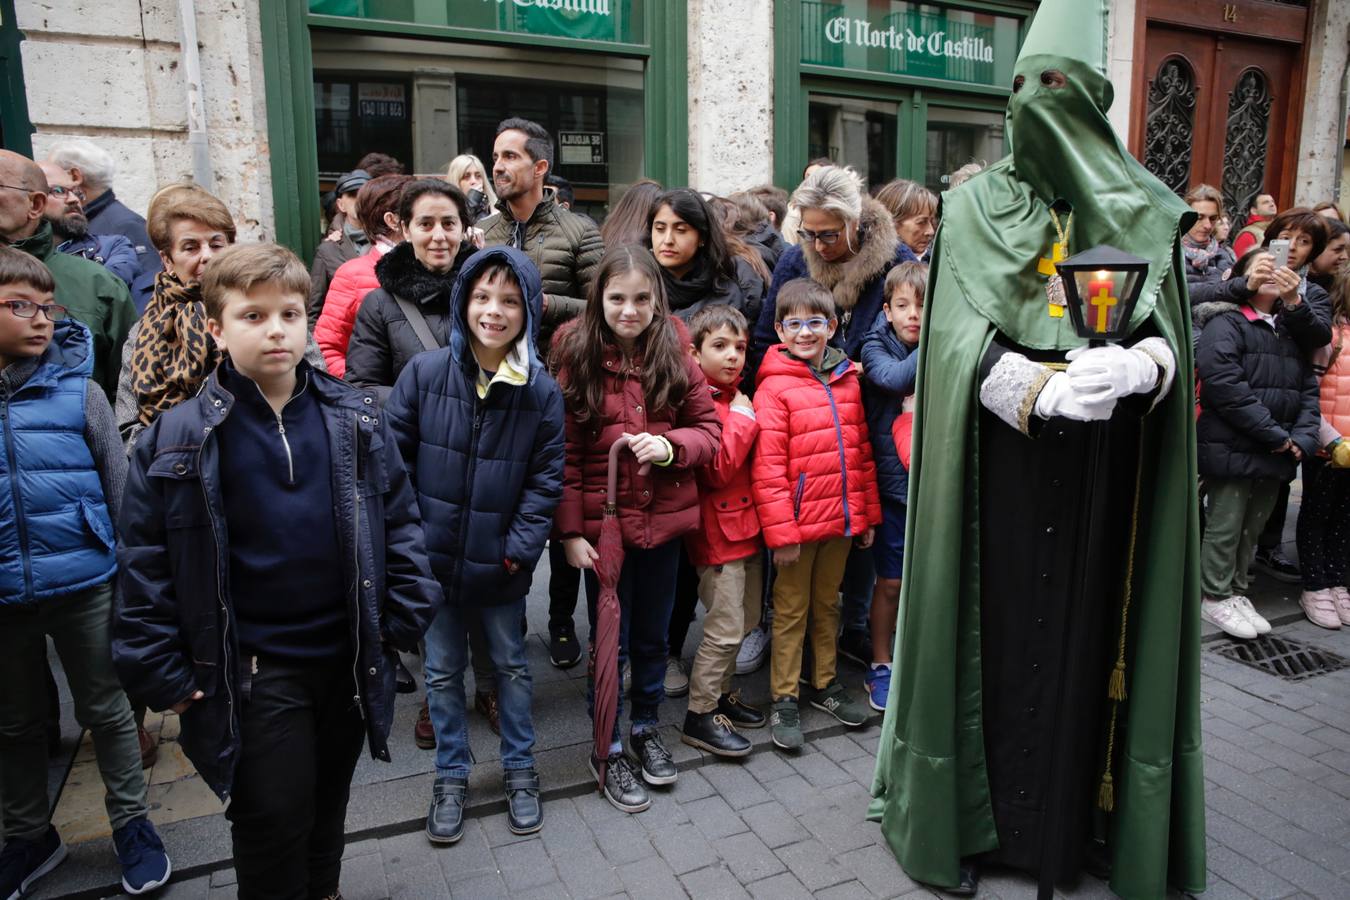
[858,261,926,712]
[0,247,170,899]
[385,246,565,843]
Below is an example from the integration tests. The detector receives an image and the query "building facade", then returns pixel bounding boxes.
[4,0,1347,258]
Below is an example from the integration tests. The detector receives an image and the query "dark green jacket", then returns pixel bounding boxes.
[12,222,136,402]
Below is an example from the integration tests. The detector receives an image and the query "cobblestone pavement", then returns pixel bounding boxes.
[104,614,1350,900]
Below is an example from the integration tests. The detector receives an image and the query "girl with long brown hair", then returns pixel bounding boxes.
[551,245,721,814]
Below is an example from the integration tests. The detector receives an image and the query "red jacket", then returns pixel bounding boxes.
[1232,213,1271,261]
[686,383,761,567]
[555,319,722,549]
[314,243,386,377]
[751,345,881,549]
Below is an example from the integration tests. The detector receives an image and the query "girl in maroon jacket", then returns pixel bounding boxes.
[552,245,720,813]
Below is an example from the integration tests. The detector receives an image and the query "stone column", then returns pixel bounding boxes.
[412,71,458,175]
[1294,0,1350,205]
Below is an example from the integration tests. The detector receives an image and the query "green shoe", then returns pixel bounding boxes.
[806,681,869,727]
[770,698,803,751]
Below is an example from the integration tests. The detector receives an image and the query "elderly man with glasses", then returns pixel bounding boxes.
[36,161,141,300]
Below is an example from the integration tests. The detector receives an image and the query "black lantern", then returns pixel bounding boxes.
[1054,245,1150,343]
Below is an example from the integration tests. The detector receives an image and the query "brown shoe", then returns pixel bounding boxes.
[414,699,435,750]
[138,726,158,769]
[474,690,501,736]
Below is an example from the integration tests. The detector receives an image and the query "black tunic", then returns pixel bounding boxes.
[975,333,1148,885]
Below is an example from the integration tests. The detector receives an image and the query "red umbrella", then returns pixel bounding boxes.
[590,435,648,788]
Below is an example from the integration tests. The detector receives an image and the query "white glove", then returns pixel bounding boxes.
[1033,371,1116,422]
[1065,344,1159,405]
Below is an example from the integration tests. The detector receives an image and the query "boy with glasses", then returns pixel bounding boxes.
[0,247,171,898]
[751,278,881,751]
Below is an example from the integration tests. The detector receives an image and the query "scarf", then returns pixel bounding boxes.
[660,255,718,312]
[129,270,220,426]
[1180,233,1220,272]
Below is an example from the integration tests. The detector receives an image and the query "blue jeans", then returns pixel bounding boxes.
[424,598,534,778]
[584,540,681,740]
[839,542,875,635]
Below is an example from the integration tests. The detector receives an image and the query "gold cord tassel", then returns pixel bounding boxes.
[1098,436,1147,811]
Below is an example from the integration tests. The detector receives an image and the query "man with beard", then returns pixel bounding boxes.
[38,161,139,294]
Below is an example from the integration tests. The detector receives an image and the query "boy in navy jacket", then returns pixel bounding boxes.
[0,247,169,899]
[385,246,564,842]
[113,244,440,899]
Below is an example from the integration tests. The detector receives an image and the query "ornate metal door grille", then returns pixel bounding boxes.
[1143,57,1196,195]
[1221,68,1273,224]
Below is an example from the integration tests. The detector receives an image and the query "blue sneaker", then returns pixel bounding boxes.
[112,817,171,895]
[865,664,891,713]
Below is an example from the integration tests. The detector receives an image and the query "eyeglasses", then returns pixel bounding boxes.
[47,185,85,202]
[1,300,69,321]
[0,183,38,196]
[781,316,831,334]
[797,228,843,246]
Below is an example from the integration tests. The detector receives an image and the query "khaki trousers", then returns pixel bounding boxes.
[769,537,852,700]
[688,553,764,714]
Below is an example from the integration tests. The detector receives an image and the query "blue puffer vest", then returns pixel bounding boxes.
[0,321,117,605]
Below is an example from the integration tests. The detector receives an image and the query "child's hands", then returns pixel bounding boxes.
[774,544,801,566]
[171,690,204,715]
[856,527,875,549]
[732,391,753,411]
[563,537,600,569]
[625,432,670,465]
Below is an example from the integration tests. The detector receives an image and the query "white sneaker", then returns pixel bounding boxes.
[664,657,689,697]
[1201,597,1258,639]
[1230,595,1271,635]
[1330,587,1350,626]
[1299,590,1343,630]
[735,627,770,675]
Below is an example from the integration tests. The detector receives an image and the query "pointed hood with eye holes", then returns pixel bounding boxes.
[868,0,1208,897]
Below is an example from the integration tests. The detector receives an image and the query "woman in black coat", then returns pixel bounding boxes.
[345,179,475,402]
[646,188,761,322]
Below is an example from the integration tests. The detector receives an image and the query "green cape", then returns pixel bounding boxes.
[867,13,1207,899]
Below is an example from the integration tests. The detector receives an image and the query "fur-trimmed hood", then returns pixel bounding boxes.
[801,197,901,312]
[1192,300,1242,330]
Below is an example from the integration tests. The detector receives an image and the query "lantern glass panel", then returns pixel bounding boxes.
[1071,268,1140,337]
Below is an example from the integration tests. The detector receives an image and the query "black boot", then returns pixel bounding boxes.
[426,776,467,844]
[681,710,751,758]
[504,768,542,835]
[717,691,766,728]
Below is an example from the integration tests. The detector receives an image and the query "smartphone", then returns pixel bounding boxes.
[1269,239,1291,270]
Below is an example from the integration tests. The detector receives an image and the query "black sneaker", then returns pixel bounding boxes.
[682,710,752,758]
[1254,548,1302,584]
[504,768,542,835]
[717,692,766,729]
[426,776,468,844]
[0,826,68,900]
[630,729,678,785]
[549,622,582,669]
[590,753,650,813]
[838,628,873,667]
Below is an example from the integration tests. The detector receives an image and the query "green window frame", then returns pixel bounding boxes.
[260,0,687,261]
[775,0,1034,189]
[0,0,33,155]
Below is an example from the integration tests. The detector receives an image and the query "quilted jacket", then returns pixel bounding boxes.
[314,243,386,378]
[685,383,761,567]
[751,345,882,549]
[553,318,721,549]
[1318,323,1350,439]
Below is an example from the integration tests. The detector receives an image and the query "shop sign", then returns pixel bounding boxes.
[309,0,641,46]
[560,131,606,165]
[801,1,1021,88]
[358,83,405,119]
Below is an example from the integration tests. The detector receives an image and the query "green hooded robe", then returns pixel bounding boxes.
[867,2,1207,897]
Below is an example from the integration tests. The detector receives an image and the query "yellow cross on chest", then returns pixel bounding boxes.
[1038,241,1067,277]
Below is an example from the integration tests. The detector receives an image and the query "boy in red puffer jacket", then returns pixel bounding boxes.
[752,279,881,752]
[681,306,767,760]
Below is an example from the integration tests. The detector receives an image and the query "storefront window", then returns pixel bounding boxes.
[315,76,414,177]
[924,105,1005,190]
[809,94,898,188]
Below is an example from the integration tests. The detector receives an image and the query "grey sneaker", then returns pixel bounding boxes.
[664,657,689,697]
[805,681,870,727]
[770,698,803,751]
[590,753,650,814]
[630,729,678,785]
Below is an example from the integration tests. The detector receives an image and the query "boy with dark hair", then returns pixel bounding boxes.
[0,247,170,899]
[680,305,766,759]
[751,279,881,751]
[385,246,564,843]
[113,243,440,898]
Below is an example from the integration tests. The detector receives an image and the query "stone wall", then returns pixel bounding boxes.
[686,0,774,194]
[15,0,273,240]
[1294,0,1350,206]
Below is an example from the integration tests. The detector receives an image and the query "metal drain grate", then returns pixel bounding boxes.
[1210,635,1349,681]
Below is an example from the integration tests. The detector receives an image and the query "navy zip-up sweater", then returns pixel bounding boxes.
[215,360,348,659]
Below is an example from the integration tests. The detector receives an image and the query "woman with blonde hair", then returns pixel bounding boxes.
[446,153,496,221]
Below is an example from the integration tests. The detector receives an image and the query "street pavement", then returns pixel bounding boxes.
[30,514,1350,898]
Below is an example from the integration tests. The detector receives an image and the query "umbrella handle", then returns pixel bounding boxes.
[607,436,652,505]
